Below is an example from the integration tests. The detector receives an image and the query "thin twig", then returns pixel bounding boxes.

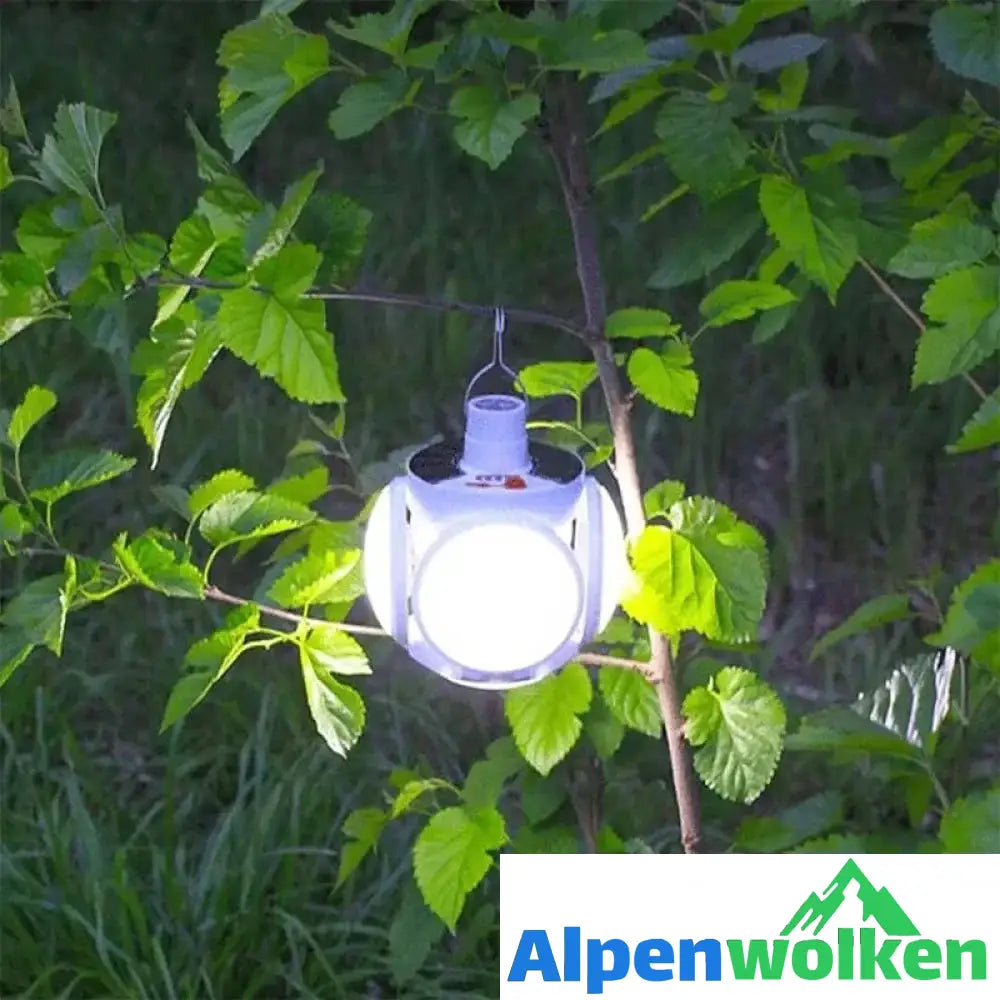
[203,584,387,636]
[576,651,657,680]
[545,75,703,854]
[860,258,990,401]
[143,272,585,340]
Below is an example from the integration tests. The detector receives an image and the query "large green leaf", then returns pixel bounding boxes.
[939,790,1000,853]
[648,187,762,289]
[216,245,344,403]
[448,87,540,170]
[187,469,257,520]
[300,644,366,756]
[947,390,1000,455]
[598,667,661,737]
[113,530,204,598]
[887,216,995,280]
[462,737,523,811]
[28,450,136,504]
[622,497,768,643]
[134,307,220,468]
[0,563,75,658]
[299,626,371,677]
[699,280,796,328]
[912,266,1000,387]
[327,1,431,57]
[199,489,315,546]
[328,73,409,139]
[758,171,859,301]
[504,664,592,776]
[517,360,598,400]
[655,91,751,200]
[927,561,1000,674]
[853,650,957,751]
[413,806,506,931]
[734,791,843,852]
[388,881,446,987]
[269,548,361,608]
[785,706,925,761]
[682,666,786,804]
[217,13,330,159]
[250,164,322,265]
[627,342,698,416]
[295,191,372,284]
[7,385,57,449]
[890,115,976,193]
[929,5,1000,87]
[36,103,117,201]
[605,307,679,340]
[809,592,913,661]
[154,214,220,327]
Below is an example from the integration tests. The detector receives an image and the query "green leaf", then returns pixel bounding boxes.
[598,667,661,737]
[643,479,685,520]
[462,737,523,810]
[216,287,344,405]
[927,561,1000,673]
[250,164,323,265]
[929,5,1000,87]
[217,14,330,159]
[853,650,957,751]
[584,695,625,759]
[299,626,370,676]
[413,806,506,931]
[0,146,11,192]
[300,644,365,756]
[36,103,117,201]
[327,1,430,57]
[605,307,679,339]
[785,706,925,762]
[504,664,592,776]
[682,666,786,804]
[693,0,806,54]
[888,218,995,280]
[337,807,387,887]
[627,343,698,416]
[0,564,74,657]
[648,187,763,289]
[28,450,135,504]
[269,465,329,505]
[0,503,31,543]
[890,116,975,192]
[199,490,315,546]
[388,881,446,986]
[759,171,860,301]
[756,59,809,112]
[948,390,1000,455]
[0,628,35,689]
[734,33,826,72]
[295,191,372,284]
[517,360,598,400]
[154,215,220,327]
[7,385,57,449]
[188,469,256,520]
[0,78,28,140]
[544,27,648,72]
[328,74,408,139]
[912,266,1000,387]
[596,77,665,137]
[269,548,360,607]
[939,790,1000,853]
[734,791,843,852]
[699,280,796,327]
[448,87,539,170]
[622,497,768,643]
[809,592,913,661]
[161,605,261,731]
[135,309,219,468]
[113,531,204,598]
[0,256,63,345]
[655,92,751,200]
[520,769,568,826]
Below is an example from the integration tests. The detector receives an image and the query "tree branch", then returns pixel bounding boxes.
[545,75,704,854]
[859,258,989,401]
[143,272,585,340]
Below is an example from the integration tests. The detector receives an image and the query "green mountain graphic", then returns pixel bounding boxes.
[781,859,920,937]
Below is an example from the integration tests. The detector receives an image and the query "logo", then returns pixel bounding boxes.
[500,854,997,997]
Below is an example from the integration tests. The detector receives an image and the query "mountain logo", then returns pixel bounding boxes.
[781,858,920,937]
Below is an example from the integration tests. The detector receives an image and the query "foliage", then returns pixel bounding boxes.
[2,0,998,971]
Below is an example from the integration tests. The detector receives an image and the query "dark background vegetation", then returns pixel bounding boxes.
[1,1,997,996]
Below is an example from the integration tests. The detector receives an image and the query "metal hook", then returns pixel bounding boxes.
[464,307,521,408]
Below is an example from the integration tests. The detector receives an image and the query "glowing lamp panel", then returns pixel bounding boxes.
[411,520,584,677]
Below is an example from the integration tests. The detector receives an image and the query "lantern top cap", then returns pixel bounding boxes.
[460,392,530,476]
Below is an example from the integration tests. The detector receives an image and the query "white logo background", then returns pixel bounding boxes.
[500,854,1000,998]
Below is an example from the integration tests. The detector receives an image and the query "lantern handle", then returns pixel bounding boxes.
[464,307,522,408]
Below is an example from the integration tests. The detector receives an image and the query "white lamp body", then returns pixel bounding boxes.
[363,394,627,689]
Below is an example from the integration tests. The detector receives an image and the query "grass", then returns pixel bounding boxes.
[1,0,996,993]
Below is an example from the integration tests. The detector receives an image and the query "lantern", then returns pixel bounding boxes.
[362,311,627,689]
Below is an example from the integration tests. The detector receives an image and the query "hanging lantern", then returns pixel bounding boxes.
[362,310,627,689]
